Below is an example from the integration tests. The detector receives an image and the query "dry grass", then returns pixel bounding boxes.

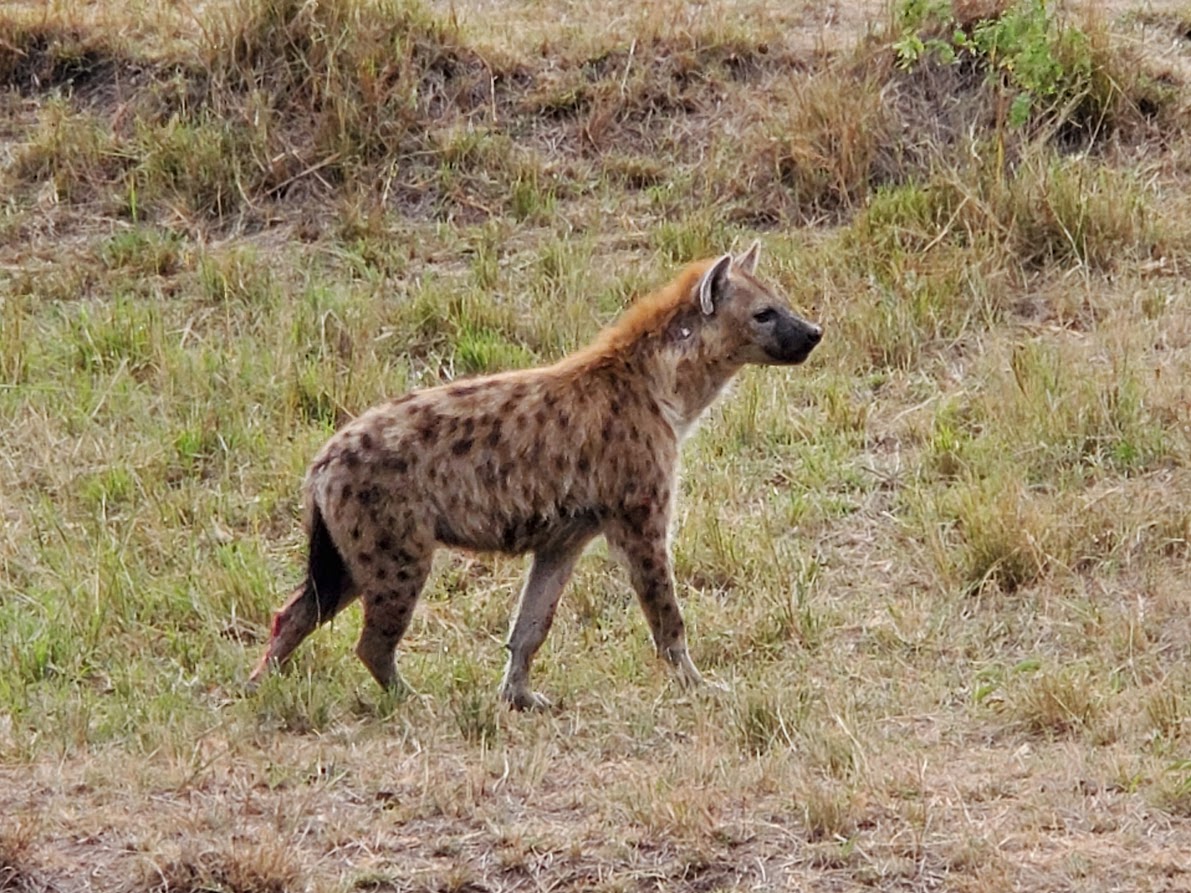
[2,0,1191,890]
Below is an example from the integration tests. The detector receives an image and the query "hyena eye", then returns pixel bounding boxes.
[753,308,777,324]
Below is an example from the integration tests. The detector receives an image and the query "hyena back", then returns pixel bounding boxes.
[249,241,822,709]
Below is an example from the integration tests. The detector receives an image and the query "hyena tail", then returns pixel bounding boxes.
[248,505,354,685]
[305,504,353,623]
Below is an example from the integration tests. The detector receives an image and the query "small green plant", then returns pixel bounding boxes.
[893,0,1100,128]
[100,228,185,276]
[892,0,965,68]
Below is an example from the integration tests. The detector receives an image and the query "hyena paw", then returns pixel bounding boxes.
[664,646,706,689]
[499,684,553,711]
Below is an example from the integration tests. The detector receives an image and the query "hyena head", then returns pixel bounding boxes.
[694,241,822,366]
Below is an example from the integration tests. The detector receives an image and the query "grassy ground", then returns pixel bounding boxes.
[2,0,1190,890]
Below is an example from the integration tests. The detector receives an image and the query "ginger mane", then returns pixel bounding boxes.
[572,259,711,363]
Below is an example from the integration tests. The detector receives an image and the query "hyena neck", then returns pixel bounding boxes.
[646,350,742,442]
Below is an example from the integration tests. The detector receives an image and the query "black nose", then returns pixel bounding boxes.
[806,324,822,345]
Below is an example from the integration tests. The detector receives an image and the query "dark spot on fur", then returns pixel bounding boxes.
[376,566,388,581]
[341,483,353,501]
[553,455,566,472]
[416,410,441,443]
[510,384,528,401]
[343,450,361,468]
[394,549,415,565]
[453,384,479,397]
[640,556,656,574]
[485,426,502,448]
[378,534,393,552]
[543,391,558,408]
[359,431,374,450]
[502,523,519,552]
[621,502,651,529]
[384,456,409,474]
[610,398,622,413]
[359,552,374,565]
[534,407,548,425]
[351,525,361,540]
[578,456,591,473]
[435,519,463,547]
[602,419,615,441]
[452,437,474,456]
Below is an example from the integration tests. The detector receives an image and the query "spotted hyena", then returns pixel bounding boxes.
[249,241,822,708]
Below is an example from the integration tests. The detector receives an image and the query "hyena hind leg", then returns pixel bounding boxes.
[248,581,323,686]
[355,558,432,691]
[249,505,355,687]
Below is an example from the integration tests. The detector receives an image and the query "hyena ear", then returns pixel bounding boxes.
[698,253,733,316]
[736,240,761,275]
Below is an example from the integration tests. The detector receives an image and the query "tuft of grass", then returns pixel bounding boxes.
[797,775,860,842]
[733,690,797,756]
[1152,761,1191,818]
[100,227,186,276]
[450,679,499,746]
[934,474,1053,594]
[758,72,895,220]
[1009,663,1105,738]
[134,843,303,893]
[204,0,480,172]
[0,819,41,893]
[11,98,125,203]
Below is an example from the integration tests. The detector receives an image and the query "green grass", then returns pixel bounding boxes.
[1,0,1191,890]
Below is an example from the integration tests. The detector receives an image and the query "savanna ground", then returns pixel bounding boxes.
[1,0,1191,890]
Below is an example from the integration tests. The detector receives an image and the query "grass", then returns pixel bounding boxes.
[1,0,1191,890]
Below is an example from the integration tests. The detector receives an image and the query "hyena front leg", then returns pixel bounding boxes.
[499,538,593,710]
[606,521,706,690]
[355,555,432,691]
